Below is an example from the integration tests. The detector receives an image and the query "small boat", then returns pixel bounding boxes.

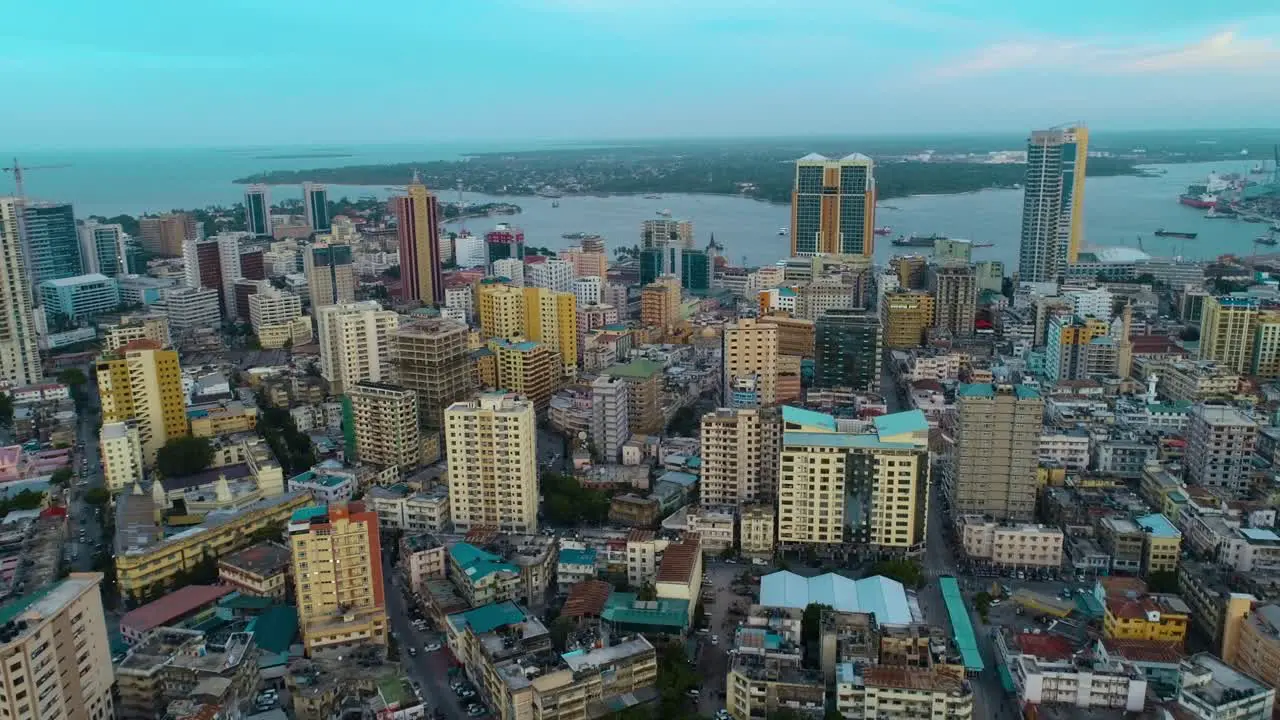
[656,209,672,217]
[777,227,787,236]
[1205,208,1231,219]
[892,233,948,247]
[973,242,994,248]
[1256,236,1278,246]
[551,200,559,208]
[1154,229,1197,239]
[643,194,662,199]
[874,226,892,236]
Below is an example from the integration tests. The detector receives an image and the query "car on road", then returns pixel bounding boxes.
[467,704,486,717]
[710,635,719,645]
[424,642,442,652]
[407,647,417,657]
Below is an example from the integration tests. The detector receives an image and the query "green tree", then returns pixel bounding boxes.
[50,467,74,486]
[0,393,12,426]
[637,582,657,601]
[974,591,993,622]
[1179,326,1200,342]
[1146,569,1180,594]
[84,487,110,507]
[56,368,87,388]
[156,436,214,478]
[871,558,925,589]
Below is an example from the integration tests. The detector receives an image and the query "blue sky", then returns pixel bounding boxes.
[5,0,1279,148]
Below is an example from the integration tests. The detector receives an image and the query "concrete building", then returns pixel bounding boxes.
[602,360,664,435]
[561,246,609,279]
[1179,653,1275,720]
[394,180,444,305]
[101,420,145,492]
[244,184,273,236]
[1230,604,1280,706]
[642,218,695,249]
[96,340,188,463]
[348,382,420,473]
[248,288,310,348]
[0,198,44,386]
[1199,295,1260,374]
[303,181,330,232]
[777,408,930,554]
[303,243,355,310]
[487,339,561,412]
[316,301,399,395]
[478,282,526,340]
[835,664,973,720]
[723,318,779,406]
[789,153,876,257]
[445,393,539,533]
[39,273,120,323]
[1045,315,1115,383]
[640,276,681,331]
[139,212,196,257]
[949,384,1042,522]
[997,627,1146,712]
[590,375,630,463]
[572,276,602,307]
[492,258,524,286]
[527,259,574,294]
[158,286,220,333]
[393,318,475,429]
[1018,126,1088,282]
[23,201,83,285]
[958,517,1064,568]
[881,290,935,349]
[928,263,977,336]
[218,541,292,598]
[523,287,577,376]
[1185,403,1258,496]
[700,408,777,506]
[1135,513,1182,576]
[814,309,881,391]
[289,502,387,657]
[0,574,114,720]
[740,504,776,557]
[104,314,171,351]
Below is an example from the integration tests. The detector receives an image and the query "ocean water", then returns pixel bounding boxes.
[1,145,1271,269]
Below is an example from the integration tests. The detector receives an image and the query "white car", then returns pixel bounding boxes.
[710,635,719,645]
[424,642,442,652]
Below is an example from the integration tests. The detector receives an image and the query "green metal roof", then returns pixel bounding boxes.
[783,432,920,450]
[451,601,527,634]
[782,406,837,431]
[0,585,57,626]
[602,592,689,629]
[604,359,663,379]
[872,410,929,437]
[290,506,328,523]
[939,576,984,673]
[450,543,519,582]
[250,605,299,654]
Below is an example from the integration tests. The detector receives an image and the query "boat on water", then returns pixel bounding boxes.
[1256,235,1278,246]
[973,242,994,248]
[561,232,601,240]
[656,209,672,217]
[642,194,662,199]
[892,233,948,247]
[1154,229,1197,239]
[1205,208,1233,219]
[1251,163,1268,174]
[551,200,559,208]
[874,226,892,236]
[1180,191,1217,209]
[777,227,787,236]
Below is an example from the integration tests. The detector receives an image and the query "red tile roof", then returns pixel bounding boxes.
[121,584,234,635]
[1102,639,1185,664]
[562,580,613,618]
[1012,631,1074,661]
[656,538,700,584]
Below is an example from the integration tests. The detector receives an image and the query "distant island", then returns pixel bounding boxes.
[253,152,354,160]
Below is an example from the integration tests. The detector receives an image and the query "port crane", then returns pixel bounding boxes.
[2,158,71,199]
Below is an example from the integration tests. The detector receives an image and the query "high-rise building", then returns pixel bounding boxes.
[182,237,225,312]
[487,339,561,411]
[485,224,525,265]
[0,574,114,720]
[394,180,443,305]
[139,212,197,257]
[527,259,574,293]
[590,375,630,463]
[723,318,778,406]
[302,181,330,232]
[244,184,273,237]
[640,276,681,331]
[1199,295,1264,374]
[681,248,711,292]
[303,242,356,310]
[1185,403,1258,496]
[700,408,774,506]
[39,274,121,323]
[348,382,420,472]
[100,420,144,492]
[478,283,526,340]
[216,233,244,318]
[24,201,82,286]
[79,220,127,276]
[561,246,608,278]
[248,288,311,348]
[316,301,399,395]
[950,384,1043,522]
[641,218,694,250]
[289,502,387,656]
[1045,315,1115,383]
[454,233,487,269]
[158,286,221,333]
[880,290,935,348]
[445,393,539,533]
[776,408,930,552]
[523,287,577,376]
[1019,125,1088,282]
[394,318,475,429]
[96,339,188,463]
[103,314,171,352]
[928,263,978,337]
[492,257,524,286]
[814,309,881,391]
[790,153,876,257]
[0,199,41,386]
[573,276,603,307]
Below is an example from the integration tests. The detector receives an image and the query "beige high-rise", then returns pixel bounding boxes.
[949,384,1043,522]
[394,318,475,429]
[445,393,539,534]
[316,301,399,395]
[0,573,115,720]
[95,340,188,464]
[723,318,779,406]
[928,263,977,337]
[348,382,420,473]
[139,213,195,256]
[0,198,42,386]
[290,502,387,657]
[303,242,355,310]
[700,408,779,505]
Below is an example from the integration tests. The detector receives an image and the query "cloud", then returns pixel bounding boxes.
[928,27,1280,80]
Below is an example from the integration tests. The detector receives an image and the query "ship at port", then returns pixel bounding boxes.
[561,232,601,240]
[1179,172,1244,208]
[1154,229,1197,239]
[1256,235,1278,246]
[892,233,948,247]
[874,226,892,236]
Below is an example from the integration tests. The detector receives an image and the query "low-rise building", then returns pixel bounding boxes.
[366,483,451,534]
[1178,652,1275,720]
[218,542,292,599]
[288,465,356,504]
[400,532,448,591]
[740,504,775,557]
[450,542,521,608]
[727,657,825,719]
[998,628,1147,711]
[556,547,598,593]
[120,584,235,645]
[1099,578,1191,645]
[116,626,259,720]
[957,517,1064,568]
[835,663,973,720]
[655,537,703,625]
[187,400,258,438]
[1135,513,1182,576]
[1097,517,1146,575]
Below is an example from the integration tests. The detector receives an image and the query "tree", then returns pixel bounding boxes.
[637,582,657,601]
[1147,569,1180,594]
[871,558,925,589]
[56,368,87,388]
[5,490,45,512]
[84,487,110,507]
[0,393,11,427]
[974,591,993,622]
[1179,326,1200,342]
[50,467,74,486]
[156,436,214,478]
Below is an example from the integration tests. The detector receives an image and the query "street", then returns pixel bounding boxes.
[67,402,105,572]
[696,561,747,716]
[383,563,470,719]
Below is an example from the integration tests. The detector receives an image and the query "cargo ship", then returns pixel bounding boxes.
[1154,229,1197,239]
[892,233,948,247]
[1179,189,1217,208]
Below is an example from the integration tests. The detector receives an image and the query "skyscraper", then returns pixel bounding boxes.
[303,242,355,310]
[1018,125,1088,282]
[928,263,978,337]
[393,318,475,430]
[79,220,127,276]
[790,153,876,257]
[522,287,577,376]
[139,212,197,256]
[445,393,539,533]
[24,201,82,285]
[316,301,399,395]
[0,198,42,386]
[722,318,778,406]
[289,502,387,656]
[95,339,188,463]
[302,181,330,232]
[950,384,1043,522]
[814,309,882,391]
[244,184,273,237]
[348,382,420,472]
[394,179,443,306]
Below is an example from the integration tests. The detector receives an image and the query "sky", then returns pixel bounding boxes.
[4,0,1280,148]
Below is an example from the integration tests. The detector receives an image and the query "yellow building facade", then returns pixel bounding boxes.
[522,287,577,376]
[881,291,935,349]
[479,284,526,341]
[290,502,388,656]
[96,341,188,463]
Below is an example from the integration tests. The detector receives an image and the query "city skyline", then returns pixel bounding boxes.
[3,1,1278,148]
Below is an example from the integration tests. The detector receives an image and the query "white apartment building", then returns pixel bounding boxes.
[573,276,603,307]
[835,664,973,720]
[100,420,144,493]
[249,288,311,348]
[527,259,574,293]
[958,517,1065,568]
[1067,286,1114,320]
[316,301,399,395]
[348,382,421,473]
[445,393,539,533]
[625,531,670,588]
[454,234,487,269]
[700,408,769,506]
[1038,431,1091,470]
[492,258,524,286]
[444,285,474,323]
[997,630,1147,712]
[590,375,630,463]
[158,286,221,332]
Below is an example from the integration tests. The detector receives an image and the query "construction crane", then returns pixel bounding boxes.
[2,158,71,199]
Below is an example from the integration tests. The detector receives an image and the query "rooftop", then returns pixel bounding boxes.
[219,542,291,577]
[604,359,664,379]
[562,580,613,618]
[781,405,838,431]
[449,601,528,635]
[558,548,597,566]
[40,273,113,288]
[655,539,700,584]
[601,593,689,630]
[759,572,911,625]
[450,542,519,582]
[120,585,235,634]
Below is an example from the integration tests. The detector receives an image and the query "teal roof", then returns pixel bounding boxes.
[290,506,328,523]
[783,432,920,450]
[657,471,698,488]
[939,576,984,672]
[602,592,689,630]
[220,594,274,611]
[249,605,298,653]
[781,405,837,431]
[957,383,1040,400]
[778,287,797,297]
[872,410,929,437]
[450,542,519,582]
[558,548,597,566]
[0,585,57,626]
[605,359,664,379]
[450,601,527,634]
[759,572,911,623]
[1136,513,1181,539]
